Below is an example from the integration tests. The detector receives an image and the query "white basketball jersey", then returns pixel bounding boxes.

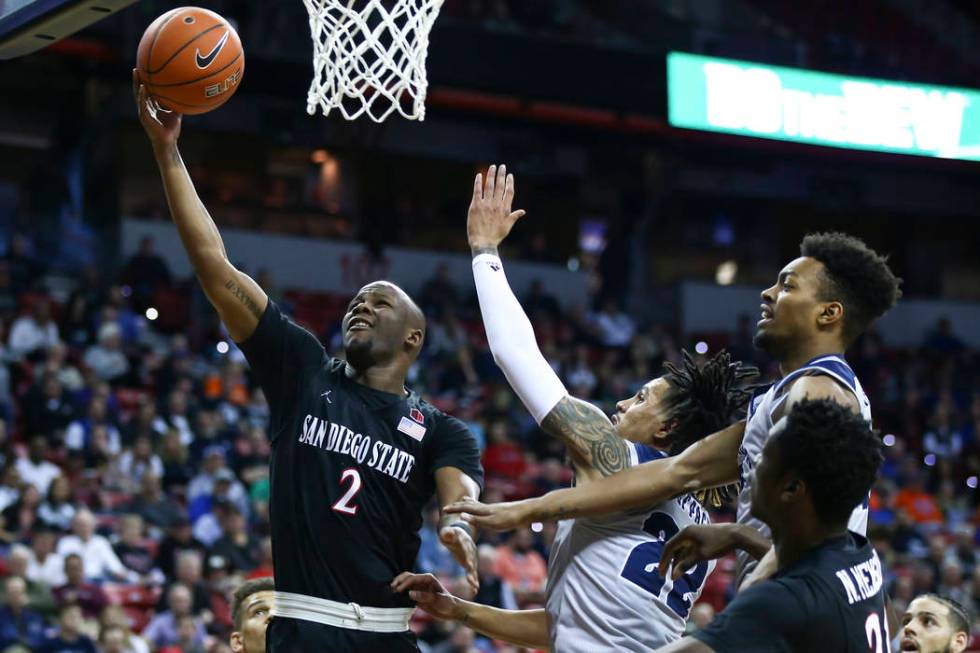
[546,443,715,652]
[734,354,872,587]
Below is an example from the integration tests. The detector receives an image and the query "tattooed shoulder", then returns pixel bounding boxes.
[542,396,631,476]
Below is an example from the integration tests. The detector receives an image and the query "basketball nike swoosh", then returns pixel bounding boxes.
[195,31,230,69]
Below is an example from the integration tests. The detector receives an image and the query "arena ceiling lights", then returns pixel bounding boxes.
[667,51,980,162]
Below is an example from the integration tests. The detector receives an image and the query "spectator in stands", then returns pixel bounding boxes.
[923,401,965,461]
[923,317,966,354]
[65,397,121,457]
[25,523,66,588]
[3,234,45,295]
[142,583,207,650]
[22,375,75,443]
[0,460,19,511]
[188,449,248,520]
[482,420,527,487]
[471,545,517,611]
[99,605,150,653]
[431,624,480,653]
[895,472,944,527]
[123,236,172,309]
[3,545,56,616]
[99,625,129,653]
[588,298,635,348]
[39,603,98,653]
[112,514,162,584]
[0,482,41,541]
[8,298,60,362]
[494,530,547,607]
[16,435,62,495]
[60,292,94,350]
[522,279,561,321]
[37,475,76,532]
[159,428,195,493]
[203,554,234,635]
[937,560,971,609]
[83,322,130,382]
[112,435,163,495]
[0,576,47,651]
[34,343,85,393]
[57,509,134,582]
[52,554,110,620]
[165,550,211,616]
[419,262,460,317]
[124,472,184,532]
[155,517,207,580]
[154,390,194,447]
[209,503,260,573]
[174,614,208,653]
[246,537,273,580]
[229,577,274,653]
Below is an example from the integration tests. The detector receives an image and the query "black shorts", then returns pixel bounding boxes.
[266,616,420,653]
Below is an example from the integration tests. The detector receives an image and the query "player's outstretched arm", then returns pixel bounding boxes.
[446,421,745,529]
[469,164,628,481]
[134,69,267,343]
[391,573,550,651]
[448,422,743,529]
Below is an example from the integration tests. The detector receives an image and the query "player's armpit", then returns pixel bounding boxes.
[516,420,745,522]
[540,395,631,480]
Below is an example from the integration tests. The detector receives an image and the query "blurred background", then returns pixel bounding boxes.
[0,1,979,651]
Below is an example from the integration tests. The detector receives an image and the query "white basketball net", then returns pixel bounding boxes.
[303,0,444,122]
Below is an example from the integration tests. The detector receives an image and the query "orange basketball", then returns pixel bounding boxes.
[136,7,244,115]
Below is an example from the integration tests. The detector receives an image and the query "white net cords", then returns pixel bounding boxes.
[303,0,444,122]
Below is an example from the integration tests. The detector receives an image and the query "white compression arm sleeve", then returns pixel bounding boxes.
[472,253,568,424]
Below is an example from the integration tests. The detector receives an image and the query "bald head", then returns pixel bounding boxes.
[342,281,426,373]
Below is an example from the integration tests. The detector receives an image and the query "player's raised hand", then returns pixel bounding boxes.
[443,498,532,532]
[439,525,479,597]
[659,524,744,581]
[467,163,526,251]
[391,572,463,621]
[133,68,182,148]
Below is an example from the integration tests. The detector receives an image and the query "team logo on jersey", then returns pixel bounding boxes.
[410,408,424,424]
[398,414,426,441]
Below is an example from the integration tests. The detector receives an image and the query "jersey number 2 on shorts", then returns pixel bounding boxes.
[620,511,708,619]
[332,469,362,515]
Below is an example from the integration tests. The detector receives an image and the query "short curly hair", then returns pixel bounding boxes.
[772,398,883,525]
[916,594,971,635]
[800,232,902,344]
[661,350,760,506]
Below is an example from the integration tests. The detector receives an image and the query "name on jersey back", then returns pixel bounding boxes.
[835,550,883,605]
[299,414,416,483]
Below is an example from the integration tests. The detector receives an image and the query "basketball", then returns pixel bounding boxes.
[136,6,243,115]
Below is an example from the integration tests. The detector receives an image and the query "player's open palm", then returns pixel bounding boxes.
[133,68,182,147]
[467,163,526,250]
[391,573,461,621]
[660,524,741,581]
[440,526,479,597]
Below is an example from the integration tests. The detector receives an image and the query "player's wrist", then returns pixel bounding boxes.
[470,243,500,257]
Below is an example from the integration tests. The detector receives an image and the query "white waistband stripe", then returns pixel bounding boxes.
[271,591,415,633]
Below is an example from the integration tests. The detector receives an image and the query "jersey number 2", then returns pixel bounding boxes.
[865,612,892,653]
[620,511,709,619]
[332,469,362,515]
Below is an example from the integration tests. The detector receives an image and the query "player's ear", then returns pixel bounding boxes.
[951,630,969,652]
[817,301,843,329]
[404,328,424,350]
[229,632,244,652]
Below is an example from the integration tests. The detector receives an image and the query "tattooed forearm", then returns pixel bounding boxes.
[541,396,631,476]
[470,245,499,257]
[225,278,262,318]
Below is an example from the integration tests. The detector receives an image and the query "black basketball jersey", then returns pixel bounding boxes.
[238,301,484,608]
[693,532,889,653]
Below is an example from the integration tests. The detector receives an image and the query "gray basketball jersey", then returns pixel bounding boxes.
[735,354,872,587]
[546,443,715,652]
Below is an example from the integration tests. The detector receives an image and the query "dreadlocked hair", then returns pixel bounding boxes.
[661,349,760,507]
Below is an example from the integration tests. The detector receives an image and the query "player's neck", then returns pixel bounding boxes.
[345,361,409,396]
[778,339,845,377]
[772,521,849,571]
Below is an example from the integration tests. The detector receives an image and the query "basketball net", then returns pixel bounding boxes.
[303,0,444,122]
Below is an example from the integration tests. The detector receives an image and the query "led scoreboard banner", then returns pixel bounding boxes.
[667,51,980,162]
